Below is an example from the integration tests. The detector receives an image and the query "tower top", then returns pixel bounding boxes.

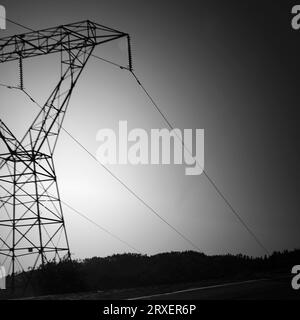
[0,20,127,63]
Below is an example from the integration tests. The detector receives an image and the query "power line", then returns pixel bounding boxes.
[129,71,270,256]
[19,87,202,252]
[0,83,19,89]
[0,55,140,254]
[91,54,129,70]
[4,17,270,255]
[60,199,142,254]
[2,19,202,252]
[0,138,141,254]
[62,129,202,252]
[5,18,35,32]
[86,34,268,257]
[4,16,202,252]
[6,18,34,32]
[79,44,270,255]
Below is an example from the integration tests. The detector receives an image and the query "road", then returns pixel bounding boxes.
[16,276,300,300]
[129,278,300,300]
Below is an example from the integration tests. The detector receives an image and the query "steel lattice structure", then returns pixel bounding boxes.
[0,20,132,291]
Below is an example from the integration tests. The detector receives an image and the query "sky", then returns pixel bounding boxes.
[0,0,299,266]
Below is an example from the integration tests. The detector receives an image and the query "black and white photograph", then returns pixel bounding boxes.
[0,0,299,318]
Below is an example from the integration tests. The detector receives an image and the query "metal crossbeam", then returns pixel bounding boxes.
[0,20,126,63]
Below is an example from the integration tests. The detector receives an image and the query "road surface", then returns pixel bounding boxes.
[129,278,300,300]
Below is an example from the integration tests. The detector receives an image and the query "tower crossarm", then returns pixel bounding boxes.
[0,20,127,63]
[0,20,131,155]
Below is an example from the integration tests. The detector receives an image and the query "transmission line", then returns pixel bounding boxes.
[59,200,142,254]
[129,71,270,255]
[3,17,270,255]
[18,87,202,252]
[0,147,141,254]
[3,18,203,253]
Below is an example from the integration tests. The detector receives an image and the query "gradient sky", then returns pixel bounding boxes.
[0,0,299,261]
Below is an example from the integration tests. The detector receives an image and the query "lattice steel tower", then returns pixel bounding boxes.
[0,21,132,290]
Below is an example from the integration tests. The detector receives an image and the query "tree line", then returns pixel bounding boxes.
[3,249,300,297]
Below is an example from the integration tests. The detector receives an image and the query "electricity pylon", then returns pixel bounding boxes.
[0,20,132,291]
